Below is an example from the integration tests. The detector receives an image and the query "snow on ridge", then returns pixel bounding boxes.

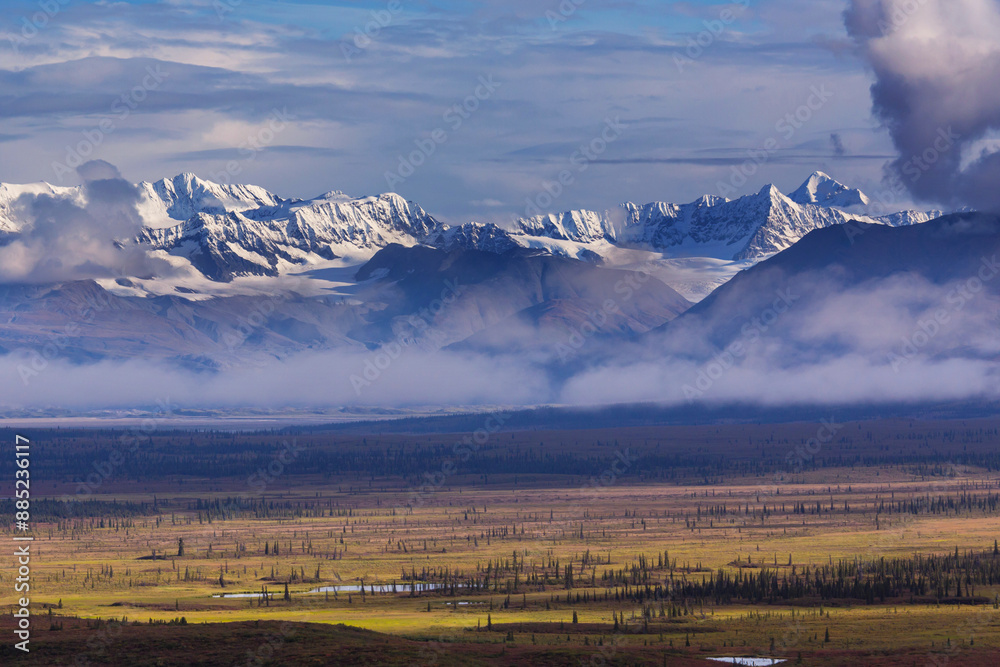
[0,172,952,289]
[508,176,941,263]
[136,173,286,229]
[788,171,870,208]
[0,182,83,232]
[135,185,445,282]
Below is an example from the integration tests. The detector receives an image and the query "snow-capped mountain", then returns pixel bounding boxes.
[0,171,945,299]
[617,184,871,260]
[0,173,446,283]
[0,244,691,369]
[136,183,445,282]
[0,181,81,232]
[136,173,286,228]
[788,171,869,209]
[432,222,521,255]
[132,171,938,282]
[447,173,940,264]
[0,169,965,376]
[514,209,615,243]
[664,211,1000,367]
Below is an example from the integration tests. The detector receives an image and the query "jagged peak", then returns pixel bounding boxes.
[515,208,612,242]
[318,191,416,207]
[789,171,870,208]
[793,171,842,197]
[144,172,211,191]
[313,189,353,202]
[693,194,727,207]
[757,183,785,199]
[454,221,506,231]
[175,171,201,183]
[805,170,833,183]
[376,192,414,204]
[0,180,79,198]
[143,173,275,197]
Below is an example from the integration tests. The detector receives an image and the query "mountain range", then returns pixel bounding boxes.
[0,171,966,386]
[126,171,936,283]
[0,171,940,291]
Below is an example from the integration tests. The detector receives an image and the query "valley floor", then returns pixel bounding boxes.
[4,419,1000,665]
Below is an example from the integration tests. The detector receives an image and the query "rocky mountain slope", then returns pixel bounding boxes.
[1,171,941,284]
[0,245,691,370]
[0,171,954,373]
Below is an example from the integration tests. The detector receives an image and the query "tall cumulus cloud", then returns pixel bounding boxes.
[0,160,173,283]
[844,0,1000,210]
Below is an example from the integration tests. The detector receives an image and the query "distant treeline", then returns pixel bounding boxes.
[0,498,157,526]
[2,421,1000,486]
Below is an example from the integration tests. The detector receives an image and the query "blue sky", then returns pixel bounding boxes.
[0,0,901,222]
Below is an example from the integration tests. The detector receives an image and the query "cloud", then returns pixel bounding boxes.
[559,267,1000,407]
[845,0,1000,210]
[830,132,846,156]
[167,145,345,162]
[3,253,1000,412]
[0,0,887,221]
[0,348,553,411]
[0,160,174,283]
[77,159,123,182]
